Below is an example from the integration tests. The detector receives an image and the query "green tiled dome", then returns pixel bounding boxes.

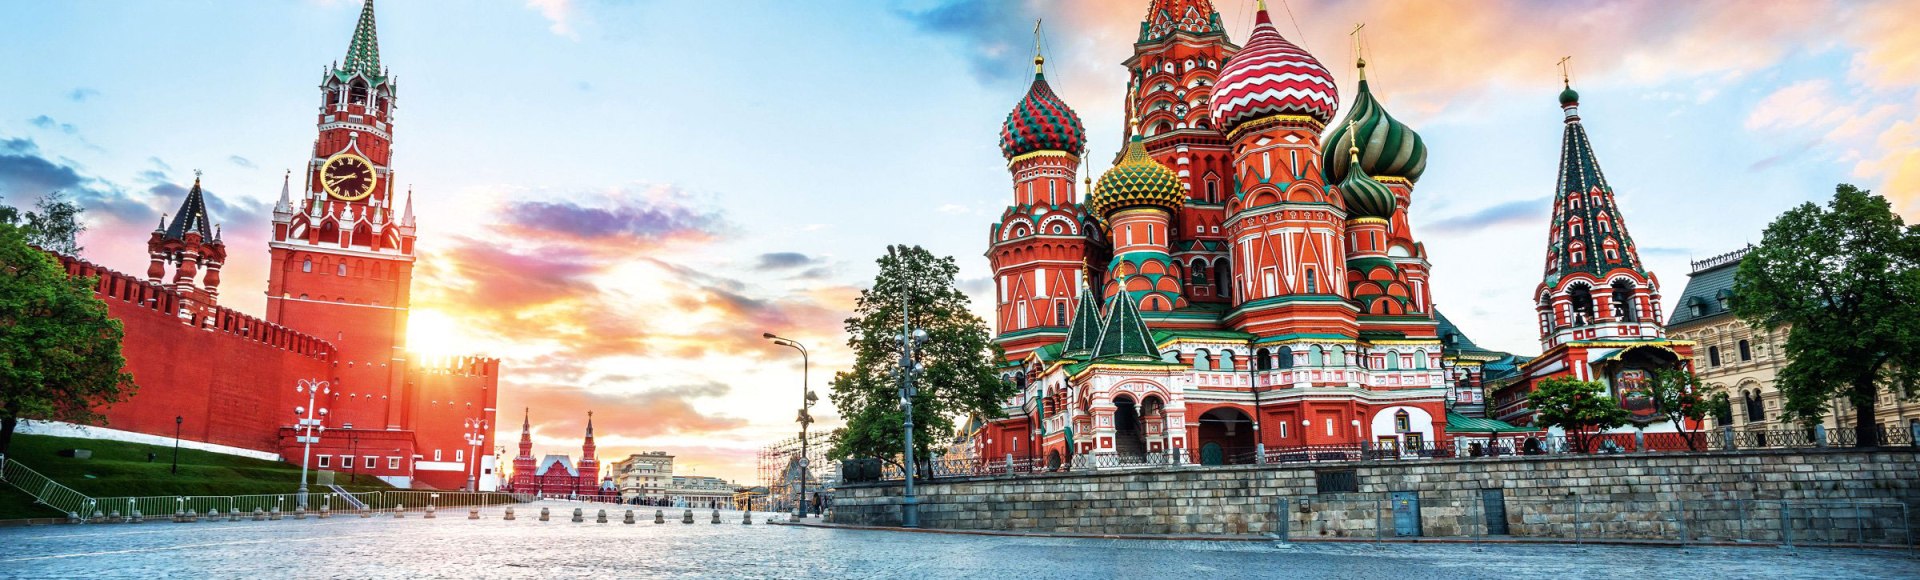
[1089,135,1184,220]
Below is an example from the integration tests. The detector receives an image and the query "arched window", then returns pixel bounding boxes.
[1308,346,1324,366]
[1414,351,1428,370]
[1568,283,1596,324]
[302,258,313,273]
[1305,269,1318,294]
[1255,348,1272,371]
[1277,347,1294,369]
[1738,339,1751,361]
[1744,390,1765,422]
[1193,349,1212,371]
[1329,345,1346,367]
[1611,279,1638,322]
[1214,260,1231,301]
[337,263,347,277]
[1386,350,1400,370]
[1394,410,1410,432]
[1708,346,1722,367]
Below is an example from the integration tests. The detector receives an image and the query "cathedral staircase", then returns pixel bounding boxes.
[1114,422,1146,462]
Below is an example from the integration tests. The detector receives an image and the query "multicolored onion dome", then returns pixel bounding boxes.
[1089,135,1184,219]
[1000,61,1088,159]
[1321,66,1427,184]
[1336,144,1397,220]
[1208,6,1338,133]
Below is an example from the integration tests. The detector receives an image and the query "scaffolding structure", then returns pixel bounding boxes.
[756,431,837,514]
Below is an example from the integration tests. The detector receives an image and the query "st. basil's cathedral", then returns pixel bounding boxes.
[976,0,1692,467]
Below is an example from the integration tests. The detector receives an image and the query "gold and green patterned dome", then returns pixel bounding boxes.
[1089,135,1184,220]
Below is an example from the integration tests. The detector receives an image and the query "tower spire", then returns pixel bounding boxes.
[339,0,383,79]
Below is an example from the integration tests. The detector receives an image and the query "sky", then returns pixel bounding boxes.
[2,0,1917,483]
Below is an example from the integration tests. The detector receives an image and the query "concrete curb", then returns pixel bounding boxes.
[770,520,1908,550]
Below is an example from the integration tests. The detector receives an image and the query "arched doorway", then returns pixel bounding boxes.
[1112,394,1145,459]
[1196,408,1256,465]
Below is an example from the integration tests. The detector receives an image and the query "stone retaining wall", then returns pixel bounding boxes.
[830,449,1920,542]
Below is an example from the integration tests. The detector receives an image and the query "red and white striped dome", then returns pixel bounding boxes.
[1208,6,1338,133]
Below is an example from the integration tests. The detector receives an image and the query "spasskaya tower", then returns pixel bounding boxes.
[266,0,417,431]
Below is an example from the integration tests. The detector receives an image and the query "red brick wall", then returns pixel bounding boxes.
[57,255,336,454]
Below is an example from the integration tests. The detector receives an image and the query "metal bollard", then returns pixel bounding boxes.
[682,509,694,524]
[425,505,436,519]
[91,509,105,524]
[712,509,721,524]
[505,506,517,521]
[319,504,330,519]
[655,510,665,524]
[394,504,405,519]
[624,510,635,524]
[270,507,282,521]
[130,509,143,524]
[253,508,266,521]
[596,509,608,524]
[743,511,753,525]
[109,510,121,523]
[539,507,550,522]
[469,506,481,520]
[571,508,584,523]
[294,507,307,520]
[173,509,185,523]
[360,507,372,518]
[188,509,200,523]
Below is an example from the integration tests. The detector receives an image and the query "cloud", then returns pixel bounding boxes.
[525,0,577,38]
[66,88,100,102]
[496,188,727,248]
[228,155,256,169]
[753,252,821,271]
[891,0,1038,84]
[508,381,747,441]
[27,115,78,136]
[1421,197,1549,234]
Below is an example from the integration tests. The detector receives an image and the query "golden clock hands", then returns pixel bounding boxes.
[325,174,352,187]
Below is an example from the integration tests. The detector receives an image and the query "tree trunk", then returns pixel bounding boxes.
[1853,379,1879,447]
[0,414,15,458]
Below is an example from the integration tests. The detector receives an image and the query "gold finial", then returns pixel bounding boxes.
[1258,0,1268,11]
[1558,55,1572,87]
[1033,19,1045,74]
[193,169,202,185]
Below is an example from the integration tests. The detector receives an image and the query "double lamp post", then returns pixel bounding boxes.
[763,332,816,519]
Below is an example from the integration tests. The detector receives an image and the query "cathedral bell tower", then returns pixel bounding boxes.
[1210,1,1349,338]
[989,37,1096,362]
[266,0,418,431]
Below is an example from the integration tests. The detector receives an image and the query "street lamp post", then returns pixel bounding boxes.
[293,379,330,509]
[171,416,182,475]
[895,278,929,529]
[463,417,488,492]
[762,333,815,519]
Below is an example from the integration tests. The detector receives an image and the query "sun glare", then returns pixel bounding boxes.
[406,309,473,358]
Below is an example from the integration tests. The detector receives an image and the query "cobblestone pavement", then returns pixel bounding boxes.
[0,502,1914,579]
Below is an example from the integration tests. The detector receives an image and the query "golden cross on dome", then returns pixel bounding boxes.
[1033,19,1045,73]
[1349,23,1367,78]
[1558,56,1573,86]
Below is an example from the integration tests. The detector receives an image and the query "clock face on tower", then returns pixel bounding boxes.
[321,153,379,201]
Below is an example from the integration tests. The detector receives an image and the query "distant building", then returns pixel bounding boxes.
[610,451,674,502]
[1666,247,1920,438]
[506,410,615,499]
[665,476,735,508]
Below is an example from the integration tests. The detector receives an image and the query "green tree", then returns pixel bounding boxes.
[0,222,137,456]
[1644,368,1730,450]
[1732,184,1920,446]
[1,191,87,255]
[826,245,1012,475]
[1528,376,1630,453]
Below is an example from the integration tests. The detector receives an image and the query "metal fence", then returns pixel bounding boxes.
[1272,491,1915,551]
[874,424,1920,482]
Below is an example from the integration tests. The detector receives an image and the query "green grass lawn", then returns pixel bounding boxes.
[1,433,396,519]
